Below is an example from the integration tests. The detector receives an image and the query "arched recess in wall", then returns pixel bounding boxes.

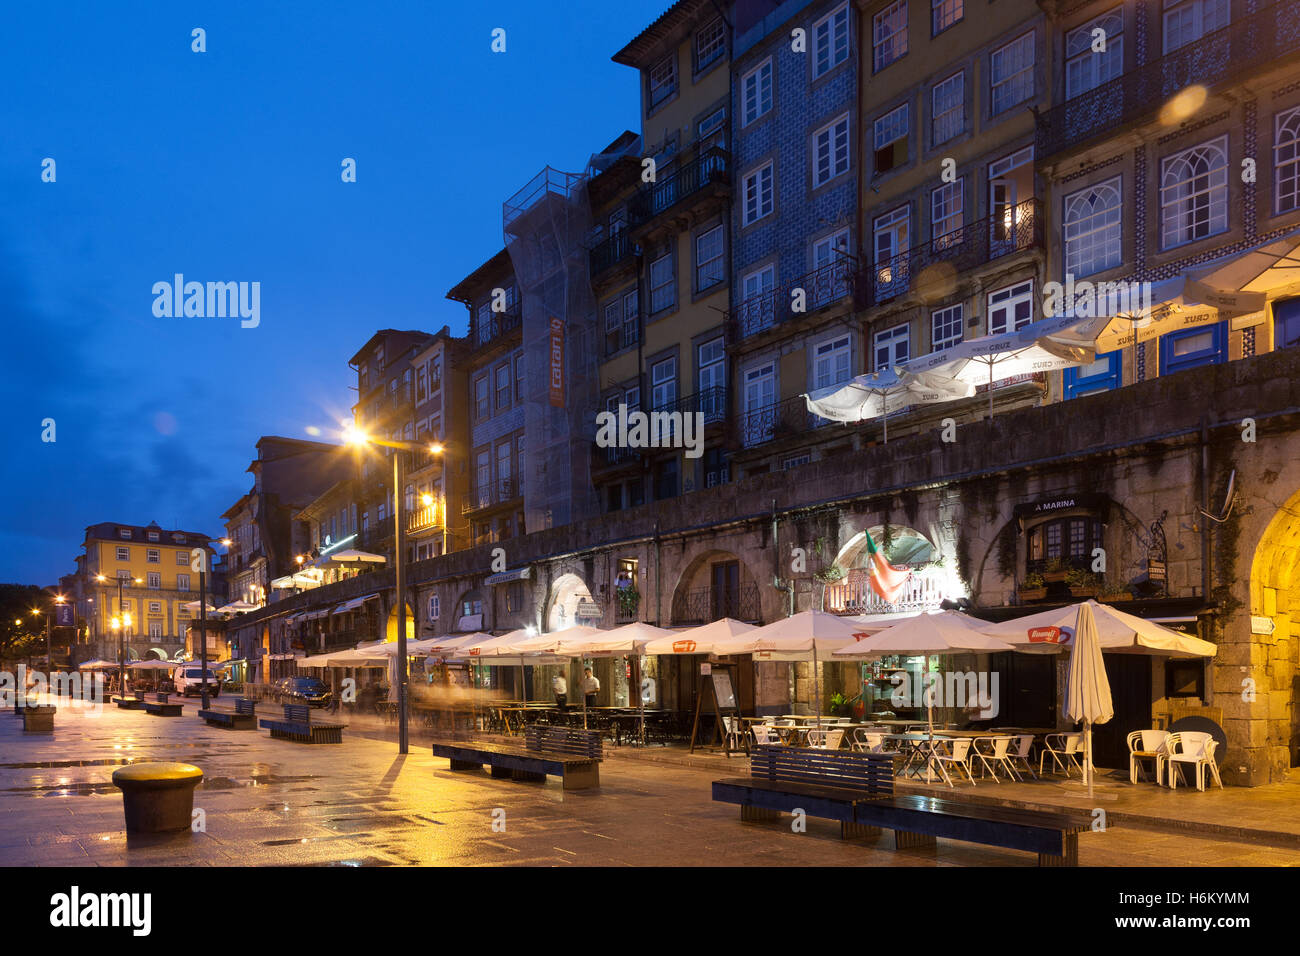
[1247,487,1300,769]
[384,599,416,643]
[667,549,762,625]
[830,525,956,614]
[546,573,598,631]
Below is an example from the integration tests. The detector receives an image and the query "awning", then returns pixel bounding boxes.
[300,608,330,621]
[329,549,387,564]
[485,566,531,586]
[333,594,379,614]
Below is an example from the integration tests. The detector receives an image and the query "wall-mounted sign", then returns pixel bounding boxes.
[1251,616,1276,636]
[1014,493,1108,518]
[549,317,565,407]
[575,600,604,621]
[1147,559,1167,583]
[54,604,75,627]
[700,662,711,676]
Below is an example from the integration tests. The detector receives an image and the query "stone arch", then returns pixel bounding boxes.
[146,647,170,661]
[667,548,763,625]
[827,524,956,614]
[545,572,598,631]
[453,588,487,632]
[384,598,416,643]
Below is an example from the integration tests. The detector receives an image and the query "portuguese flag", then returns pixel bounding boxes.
[865,532,912,603]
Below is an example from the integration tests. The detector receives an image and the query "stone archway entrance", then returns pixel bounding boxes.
[1247,488,1300,773]
[827,525,954,615]
[546,573,597,631]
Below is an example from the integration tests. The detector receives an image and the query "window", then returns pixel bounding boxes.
[146,549,160,563]
[740,264,776,331]
[649,253,675,313]
[148,622,163,640]
[1066,9,1123,98]
[429,594,440,621]
[175,551,188,565]
[698,338,726,417]
[473,374,490,420]
[1160,321,1227,374]
[148,601,162,614]
[742,163,774,225]
[873,104,908,173]
[118,528,131,539]
[1275,106,1300,214]
[651,357,678,411]
[654,457,679,500]
[783,454,811,470]
[1275,297,1300,349]
[988,280,1034,334]
[147,530,159,542]
[1064,177,1123,277]
[696,225,725,291]
[116,547,129,561]
[931,305,963,351]
[874,323,910,370]
[930,179,964,247]
[147,573,161,589]
[696,18,726,72]
[813,335,852,389]
[1027,516,1103,572]
[648,53,677,108]
[605,289,639,354]
[742,59,773,126]
[1163,0,1228,54]
[1064,350,1122,398]
[814,4,851,78]
[117,570,131,582]
[932,0,963,35]
[177,574,190,592]
[496,442,512,496]
[416,366,427,402]
[494,362,511,410]
[873,205,910,285]
[873,1,908,72]
[1161,137,1228,248]
[698,107,727,149]
[742,363,776,446]
[812,229,851,304]
[990,32,1034,115]
[931,72,964,146]
[812,114,851,188]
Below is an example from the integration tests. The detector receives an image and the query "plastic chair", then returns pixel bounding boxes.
[930,737,976,787]
[751,723,782,747]
[1127,730,1169,784]
[973,736,1017,782]
[1039,732,1085,776]
[850,728,887,754]
[1007,734,1038,780]
[805,728,845,750]
[722,716,749,754]
[1166,732,1223,791]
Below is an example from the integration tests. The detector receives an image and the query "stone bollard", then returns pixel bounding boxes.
[22,706,55,732]
[111,763,203,834]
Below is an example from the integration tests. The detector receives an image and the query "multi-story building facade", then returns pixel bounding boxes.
[406,327,467,562]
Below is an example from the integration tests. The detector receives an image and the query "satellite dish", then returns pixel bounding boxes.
[1200,468,1237,523]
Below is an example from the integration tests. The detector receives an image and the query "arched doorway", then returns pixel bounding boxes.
[827,525,955,615]
[669,550,761,625]
[546,573,597,631]
[384,600,416,643]
[1248,488,1300,772]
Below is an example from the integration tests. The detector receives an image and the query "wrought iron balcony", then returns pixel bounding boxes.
[732,260,854,340]
[864,199,1043,307]
[590,229,633,277]
[406,500,445,534]
[1037,1,1300,159]
[604,321,639,357]
[592,442,639,468]
[737,394,835,449]
[629,147,729,227]
[468,306,522,352]
[461,478,520,515]
[649,386,728,424]
[671,584,760,626]
[825,570,945,616]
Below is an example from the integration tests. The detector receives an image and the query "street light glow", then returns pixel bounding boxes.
[342,422,370,447]
[429,442,444,455]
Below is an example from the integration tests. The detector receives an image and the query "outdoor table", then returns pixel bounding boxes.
[886,733,943,779]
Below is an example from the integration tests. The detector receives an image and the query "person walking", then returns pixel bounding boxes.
[581,666,600,710]
[552,670,568,711]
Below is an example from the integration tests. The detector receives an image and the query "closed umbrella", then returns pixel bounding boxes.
[1067,603,1113,798]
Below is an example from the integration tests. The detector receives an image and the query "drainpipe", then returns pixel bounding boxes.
[653,520,661,627]
[1200,417,1212,603]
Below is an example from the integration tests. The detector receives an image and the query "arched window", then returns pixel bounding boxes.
[1274,106,1300,214]
[1063,177,1122,277]
[1160,137,1227,248]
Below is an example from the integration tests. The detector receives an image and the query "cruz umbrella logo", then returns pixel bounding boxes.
[672,640,697,653]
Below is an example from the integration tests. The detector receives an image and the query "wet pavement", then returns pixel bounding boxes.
[1,695,1297,867]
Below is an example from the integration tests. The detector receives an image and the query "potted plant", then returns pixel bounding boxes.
[616,585,640,619]
[1017,572,1047,602]
[1098,583,1133,604]
[1041,558,1068,584]
[1066,567,1101,598]
[828,692,852,718]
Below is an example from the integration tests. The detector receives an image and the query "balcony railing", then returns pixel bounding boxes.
[590,229,633,277]
[864,199,1043,306]
[629,147,729,226]
[738,394,834,448]
[824,570,945,616]
[593,442,639,468]
[469,306,522,352]
[1037,1,1300,159]
[649,386,728,424]
[671,584,760,625]
[462,478,520,514]
[604,321,639,357]
[732,260,854,340]
[406,500,445,534]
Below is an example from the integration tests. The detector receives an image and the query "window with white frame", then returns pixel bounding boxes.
[742,363,776,445]
[148,601,162,614]
[648,53,678,107]
[988,280,1035,334]
[782,454,811,470]
[873,1,908,72]
[742,162,774,225]
[932,304,964,351]
[429,594,440,621]
[696,225,725,291]
[1162,0,1228,54]
[874,103,909,172]
[1064,177,1123,277]
[931,71,964,145]
[932,0,963,34]
[874,205,910,276]
[696,18,726,72]
[813,334,852,390]
[146,549,160,563]
[814,4,851,78]
[116,546,129,561]
[149,622,163,639]
[473,374,490,420]
[874,323,911,370]
[741,264,776,331]
[990,32,1034,115]
[1160,137,1228,248]
[177,573,190,592]
[1066,9,1123,98]
[698,107,727,148]
[605,288,638,353]
[147,572,161,589]
[931,179,963,246]
[742,59,773,126]
[812,229,851,302]
[1275,106,1300,214]
[650,253,675,312]
[812,114,850,187]
[175,550,188,565]
[651,357,678,413]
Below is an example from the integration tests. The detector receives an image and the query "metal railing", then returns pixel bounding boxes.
[462,478,520,514]
[738,394,835,448]
[732,260,854,340]
[671,584,760,625]
[864,199,1043,306]
[629,147,729,225]
[590,229,634,277]
[469,306,522,351]
[824,570,945,616]
[648,386,728,424]
[1037,1,1300,159]
[406,501,445,534]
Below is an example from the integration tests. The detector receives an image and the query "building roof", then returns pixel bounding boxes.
[348,330,436,367]
[83,522,214,544]
[446,249,514,305]
[613,0,724,67]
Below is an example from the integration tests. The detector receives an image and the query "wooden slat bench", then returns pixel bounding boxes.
[431,726,603,790]
[142,693,183,717]
[199,697,257,730]
[712,746,895,839]
[259,703,344,744]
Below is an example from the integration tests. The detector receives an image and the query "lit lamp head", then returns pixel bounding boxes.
[110,617,121,631]
[420,494,434,507]
[429,442,444,455]
[342,422,371,447]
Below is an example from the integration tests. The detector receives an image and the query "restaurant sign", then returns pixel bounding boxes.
[1028,625,1073,645]
[1014,493,1108,518]
[672,639,697,654]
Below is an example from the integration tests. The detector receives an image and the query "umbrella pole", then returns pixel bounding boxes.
[1086,720,1094,799]
[987,362,994,421]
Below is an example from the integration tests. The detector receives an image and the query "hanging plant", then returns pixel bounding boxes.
[616,586,641,617]
[814,564,845,584]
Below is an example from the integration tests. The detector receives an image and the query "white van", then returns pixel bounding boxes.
[172,665,221,698]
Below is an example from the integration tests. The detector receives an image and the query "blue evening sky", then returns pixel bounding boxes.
[2,0,652,584]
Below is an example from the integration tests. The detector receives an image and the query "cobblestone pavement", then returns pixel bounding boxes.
[1,697,1296,867]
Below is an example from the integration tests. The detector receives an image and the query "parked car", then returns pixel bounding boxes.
[172,665,222,697]
[275,676,331,708]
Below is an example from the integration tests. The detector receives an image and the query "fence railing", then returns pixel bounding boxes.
[462,478,520,514]
[469,306,522,351]
[738,394,834,448]
[590,229,634,277]
[629,147,729,224]
[732,260,855,340]
[824,570,945,616]
[671,584,760,625]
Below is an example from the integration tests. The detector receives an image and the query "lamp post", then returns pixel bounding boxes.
[191,538,232,711]
[344,422,444,755]
[97,575,140,700]
[31,595,66,695]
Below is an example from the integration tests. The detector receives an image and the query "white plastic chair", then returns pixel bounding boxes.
[722,716,748,754]
[973,736,1017,782]
[930,737,976,787]
[751,723,782,747]
[1039,732,1085,776]
[1007,734,1038,779]
[1166,732,1223,791]
[1127,730,1169,784]
[805,728,845,750]
[850,728,888,754]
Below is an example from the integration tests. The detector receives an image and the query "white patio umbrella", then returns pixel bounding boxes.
[833,610,1014,781]
[804,367,976,442]
[642,617,756,656]
[181,600,217,613]
[569,622,676,743]
[981,600,1218,657]
[328,549,387,564]
[1068,603,1113,798]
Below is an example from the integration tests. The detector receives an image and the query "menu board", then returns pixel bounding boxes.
[712,670,737,710]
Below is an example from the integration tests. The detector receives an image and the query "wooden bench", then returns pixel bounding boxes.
[259,703,344,744]
[431,726,603,790]
[113,696,144,710]
[713,745,896,839]
[142,693,183,717]
[199,697,257,730]
[713,746,1089,866]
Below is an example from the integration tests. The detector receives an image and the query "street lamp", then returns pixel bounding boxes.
[97,575,141,701]
[30,595,66,690]
[190,538,232,711]
[344,422,445,754]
